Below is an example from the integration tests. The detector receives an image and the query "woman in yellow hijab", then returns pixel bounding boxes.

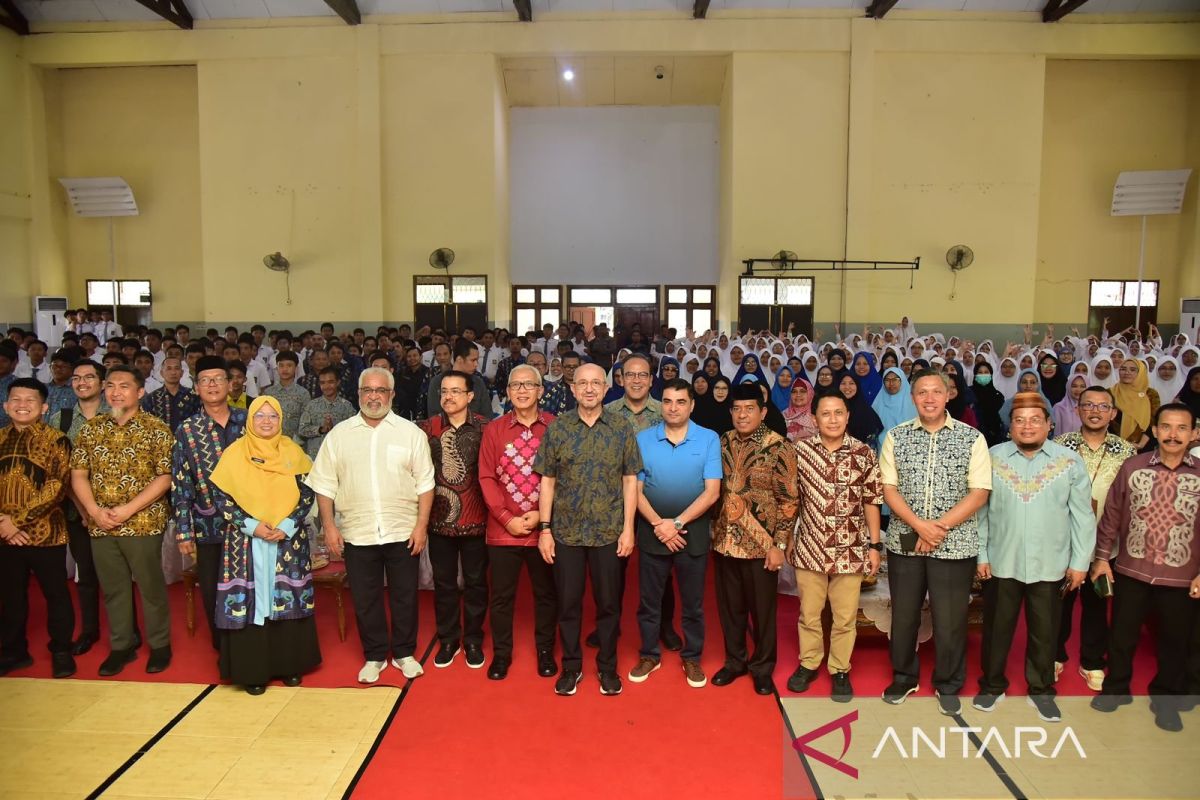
[1110,358,1160,449]
[210,396,320,695]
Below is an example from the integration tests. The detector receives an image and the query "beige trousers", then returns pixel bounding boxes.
[796,569,863,674]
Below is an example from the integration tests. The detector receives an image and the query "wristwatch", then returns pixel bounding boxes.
[538,522,552,531]
[673,518,684,531]
[867,542,884,552]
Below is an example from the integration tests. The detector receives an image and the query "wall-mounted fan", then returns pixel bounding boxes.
[946,245,974,272]
[945,245,974,300]
[771,250,798,270]
[429,248,456,270]
[263,252,293,305]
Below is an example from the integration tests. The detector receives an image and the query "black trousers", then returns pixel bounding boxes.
[638,549,706,661]
[195,541,222,651]
[1056,580,1109,670]
[0,543,75,658]
[887,552,976,694]
[67,515,100,638]
[978,577,1062,697]
[617,556,675,638]
[554,541,622,674]
[488,544,557,663]
[427,534,489,647]
[712,552,778,679]
[343,540,420,662]
[1102,573,1197,708]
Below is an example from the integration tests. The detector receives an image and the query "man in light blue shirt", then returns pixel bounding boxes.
[973,392,1095,723]
[627,379,722,689]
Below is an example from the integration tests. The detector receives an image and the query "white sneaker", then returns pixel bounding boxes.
[358,660,388,684]
[1079,666,1105,692]
[392,656,424,679]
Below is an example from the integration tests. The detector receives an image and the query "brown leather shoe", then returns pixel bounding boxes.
[682,659,706,688]
[627,657,660,683]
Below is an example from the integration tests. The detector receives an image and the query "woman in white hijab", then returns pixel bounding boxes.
[1149,356,1185,403]
[1090,353,1117,389]
[681,354,701,382]
[994,356,1021,398]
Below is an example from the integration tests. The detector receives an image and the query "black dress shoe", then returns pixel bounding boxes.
[282,675,302,687]
[71,633,99,657]
[660,626,683,652]
[487,660,510,681]
[585,631,600,648]
[98,648,137,676]
[52,653,77,679]
[0,654,33,675]
[536,648,557,678]
[711,667,747,687]
[245,685,267,696]
[753,674,776,696]
[146,646,172,674]
[1150,701,1184,732]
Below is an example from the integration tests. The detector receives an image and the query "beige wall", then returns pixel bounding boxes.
[1036,60,1199,326]
[52,66,202,323]
[0,30,32,325]
[10,15,1200,333]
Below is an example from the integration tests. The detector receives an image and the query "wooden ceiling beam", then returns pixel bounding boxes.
[130,0,194,30]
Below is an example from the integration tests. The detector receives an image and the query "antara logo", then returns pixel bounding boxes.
[792,710,1087,779]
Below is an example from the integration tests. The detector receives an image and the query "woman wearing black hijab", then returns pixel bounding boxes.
[832,372,884,449]
[1176,366,1200,418]
[703,356,724,381]
[1038,353,1068,406]
[693,374,733,435]
[945,369,977,427]
[970,362,1006,446]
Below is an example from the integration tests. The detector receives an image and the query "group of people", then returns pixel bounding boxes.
[0,314,1197,732]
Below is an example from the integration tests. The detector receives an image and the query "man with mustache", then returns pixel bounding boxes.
[1090,403,1200,732]
[306,367,436,684]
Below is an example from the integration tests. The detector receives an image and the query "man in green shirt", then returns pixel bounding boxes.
[536,363,642,698]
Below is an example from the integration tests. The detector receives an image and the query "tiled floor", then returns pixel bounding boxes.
[780,694,1200,800]
[0,679,398,800]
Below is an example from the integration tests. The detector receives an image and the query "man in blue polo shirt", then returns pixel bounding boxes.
[628,378,722,688]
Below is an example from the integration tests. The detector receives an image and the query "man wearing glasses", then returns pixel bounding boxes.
[171,356,248,651]
[306,367,435,684]
[424,339,492,420]
[603,353,679,650]
[1053,386,1137,691]
[420,371,490,669]
[478,365,559,680]
[49,361,111,655]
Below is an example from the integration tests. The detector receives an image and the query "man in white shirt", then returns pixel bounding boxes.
[14,340,50,382]
[306,367,436,685]
[95,310,123,345]
[537,324,559,359]
[236,336,271,398]
[476,329,504,387]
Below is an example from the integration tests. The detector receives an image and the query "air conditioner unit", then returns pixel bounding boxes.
[33,296,69,348]
[1182,298,1200,347]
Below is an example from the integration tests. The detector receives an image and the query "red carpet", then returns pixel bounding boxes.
[6,578,428,689]
[7,556,1161,800]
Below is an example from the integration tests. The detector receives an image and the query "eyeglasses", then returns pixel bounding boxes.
[624,371,650,380]
[508,381,540,391]
[439,388,468,397]
[196,376,226,386]
[574,380,606,389]
[71,375,98,383]
[252,412,280,422]
[1079,402,1113,412]
[360,387,392,397]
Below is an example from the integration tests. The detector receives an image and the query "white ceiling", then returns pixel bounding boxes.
[13,0,1200,23]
